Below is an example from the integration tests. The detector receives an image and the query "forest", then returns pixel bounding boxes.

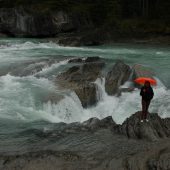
[0,0,170,20]
[0,0,170,37]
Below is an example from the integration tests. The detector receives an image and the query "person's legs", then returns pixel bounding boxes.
[141,100,147,120]
[145,100,151,119]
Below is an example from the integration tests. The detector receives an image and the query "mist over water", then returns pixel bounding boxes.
[0,38,169,153]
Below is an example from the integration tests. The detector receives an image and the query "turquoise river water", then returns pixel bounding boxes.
[0,38,169,153]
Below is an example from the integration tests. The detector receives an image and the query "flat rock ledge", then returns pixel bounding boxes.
[1,112,170,170]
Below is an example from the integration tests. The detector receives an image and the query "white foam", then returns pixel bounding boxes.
[0,41,145,55]
[0,73,169,124]
[0,75,56,121]
[82,78,141,124]
[35,59,69,76]
[0,40,170,124]
[38,77,170,124]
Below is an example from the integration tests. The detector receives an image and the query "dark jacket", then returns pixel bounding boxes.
[140,86,154,101]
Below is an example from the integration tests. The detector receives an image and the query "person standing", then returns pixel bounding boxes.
[140,81,154,122]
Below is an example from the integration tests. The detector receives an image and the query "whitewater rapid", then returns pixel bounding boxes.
[0,67,169,124]
[0,39,170,125]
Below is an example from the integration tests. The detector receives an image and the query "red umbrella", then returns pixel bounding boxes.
[134,77,157,86]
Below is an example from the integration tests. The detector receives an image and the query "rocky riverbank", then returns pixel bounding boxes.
[0,112,170,170]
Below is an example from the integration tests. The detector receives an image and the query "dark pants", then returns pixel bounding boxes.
[141,100,151,120]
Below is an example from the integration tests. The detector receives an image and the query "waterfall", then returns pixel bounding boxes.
[95,78,107,101]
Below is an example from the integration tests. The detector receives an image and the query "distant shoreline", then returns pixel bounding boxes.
[1,33,170,47]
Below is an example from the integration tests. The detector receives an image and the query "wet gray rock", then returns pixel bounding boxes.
[68,58,83,63]
[115,112,170,141]
[85,56,100,63]
[0,8,92,38]
[105,60,132,95]
[74,83,97,108]
[58,61,105,83]
[147,148,170,170]
[0,113,170,170]
[82,116,116,130]
[163,118,170,131]
[57,57,105,107]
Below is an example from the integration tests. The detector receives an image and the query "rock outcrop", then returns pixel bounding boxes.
[105,60,132,95]
[0,113,170,170]
[115,112,170,141]
[57,59,135,107]
[57,57,105,108]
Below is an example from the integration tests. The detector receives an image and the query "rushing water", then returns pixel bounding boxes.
[0,38,170,153]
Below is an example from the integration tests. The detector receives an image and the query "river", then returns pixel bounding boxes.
[0,38,169,153]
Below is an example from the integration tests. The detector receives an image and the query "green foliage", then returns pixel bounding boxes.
[0,0,169,31]
[119,19,170,34]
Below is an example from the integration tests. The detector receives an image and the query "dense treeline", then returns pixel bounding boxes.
[0,0,170,20]
[0,0,170,18]
[0,0,170,35]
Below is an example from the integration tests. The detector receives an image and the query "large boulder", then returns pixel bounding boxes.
[57,57,105,107]
[74,83,98,108]
[57,62,105,83]
[105,60,132,95]
[115,112,170,141]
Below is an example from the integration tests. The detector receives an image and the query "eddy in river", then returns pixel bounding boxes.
[140,81,154,122]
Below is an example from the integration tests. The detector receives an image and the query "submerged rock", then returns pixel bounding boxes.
[5,59,57,77]
[105,60,132,95]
